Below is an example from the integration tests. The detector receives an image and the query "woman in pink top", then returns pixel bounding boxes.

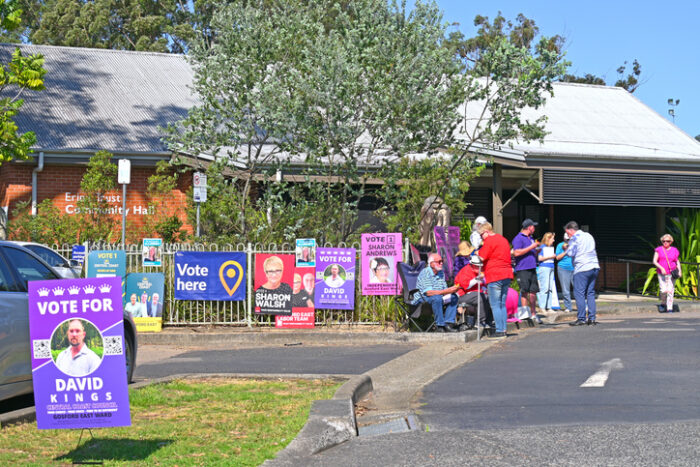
[652,234,682,313]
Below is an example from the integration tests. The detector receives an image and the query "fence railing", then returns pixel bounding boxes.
[599,256,700,300]
[51,241,401,327]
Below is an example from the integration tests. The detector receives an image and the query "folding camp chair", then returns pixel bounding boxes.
[395,261,436,332]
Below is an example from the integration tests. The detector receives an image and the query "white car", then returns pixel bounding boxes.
[9,242,82,278]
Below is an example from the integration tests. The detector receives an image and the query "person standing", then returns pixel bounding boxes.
[512,219,541,322]
[536,232,558,312]
[555,233,574,313]
[652,234,682,313]
[564,221,600,326]
[478,222,513,338]
[413,253,460,333]
[470,216,488,251]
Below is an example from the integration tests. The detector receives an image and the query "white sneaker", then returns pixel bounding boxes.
[564,309,572,313]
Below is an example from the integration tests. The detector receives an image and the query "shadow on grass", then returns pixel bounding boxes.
[55,438,174,463]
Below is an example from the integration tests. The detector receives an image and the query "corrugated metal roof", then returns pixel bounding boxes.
[2,44,698,167]
[0,43,197,154]
[458,82,700,164]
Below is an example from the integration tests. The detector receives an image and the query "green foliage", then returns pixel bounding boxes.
[76,150,118,242]
[145,160,186,243]
[641,208,700,298]
[28,0,199,53]
[8,198,78,243]
[0,47,46,166]
[379,156,483,244]
[561,58,643,93]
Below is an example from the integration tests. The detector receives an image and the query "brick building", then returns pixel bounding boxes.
[0,44,197,241]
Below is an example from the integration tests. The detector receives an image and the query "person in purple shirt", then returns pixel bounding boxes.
[512,218,541,321]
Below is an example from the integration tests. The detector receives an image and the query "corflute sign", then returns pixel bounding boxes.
[28,277,131,429]
[174,251,247,301]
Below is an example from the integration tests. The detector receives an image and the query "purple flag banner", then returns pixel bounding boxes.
[28,277,131,429]
[314,248,356,310]
[434,226,461,280]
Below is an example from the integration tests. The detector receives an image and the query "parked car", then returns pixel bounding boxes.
[0,241,137,403]
[8,242,82,279]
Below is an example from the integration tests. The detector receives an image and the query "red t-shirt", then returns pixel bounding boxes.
[455,264,481,295]
[479,233,514,284]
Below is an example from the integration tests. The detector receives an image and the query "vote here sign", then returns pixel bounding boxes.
[174,251,247,301]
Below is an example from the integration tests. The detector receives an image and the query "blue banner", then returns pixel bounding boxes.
[174,251,247,301]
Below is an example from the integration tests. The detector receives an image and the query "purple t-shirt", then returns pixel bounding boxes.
[512,232,537,271]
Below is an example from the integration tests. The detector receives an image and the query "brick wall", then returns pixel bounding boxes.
[0,162,193,241]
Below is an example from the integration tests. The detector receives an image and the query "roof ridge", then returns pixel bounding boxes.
[0,42,184,59]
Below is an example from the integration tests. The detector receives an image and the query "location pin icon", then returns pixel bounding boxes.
[219,260,244,296]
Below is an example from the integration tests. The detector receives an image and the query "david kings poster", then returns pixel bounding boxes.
[254,253,295,315]
[28,276,131,429]
[361,233,402,295]
[314,247,356,310]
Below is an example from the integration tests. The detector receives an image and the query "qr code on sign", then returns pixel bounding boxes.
[33,339,51,359]
[103,336,123,356]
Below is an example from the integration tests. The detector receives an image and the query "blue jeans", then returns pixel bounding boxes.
[422,294,458,327]
[487,279,511,333]
[536,266,555,310]
[573,268,599,322]
[557,267,574,311]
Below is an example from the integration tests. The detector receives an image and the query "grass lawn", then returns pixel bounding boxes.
[0,378,340,466]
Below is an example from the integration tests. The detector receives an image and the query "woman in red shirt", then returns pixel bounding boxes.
[478,222,513,337]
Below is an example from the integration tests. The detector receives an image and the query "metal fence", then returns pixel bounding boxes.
[598,256,700,300]
[52,241,401,327]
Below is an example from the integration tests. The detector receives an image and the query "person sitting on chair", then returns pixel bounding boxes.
[413,253,460,332]
[454,256,493,330]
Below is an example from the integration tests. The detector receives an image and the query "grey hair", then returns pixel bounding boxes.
[428,253,441,263]
[564,221,579,231]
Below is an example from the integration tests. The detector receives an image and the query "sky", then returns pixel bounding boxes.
[431,0,700,139]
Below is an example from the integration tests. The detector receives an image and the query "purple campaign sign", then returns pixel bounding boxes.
[28,277,131,429]
[314,248,356,310]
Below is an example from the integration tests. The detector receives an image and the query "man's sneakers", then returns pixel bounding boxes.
[569,320,587,326]
[587,319,598,325]
[489,331,507,338]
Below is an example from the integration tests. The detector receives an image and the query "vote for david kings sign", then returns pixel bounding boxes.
[28,276,131,429]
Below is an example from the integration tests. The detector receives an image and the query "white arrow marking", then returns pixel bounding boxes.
[580,358,623,388]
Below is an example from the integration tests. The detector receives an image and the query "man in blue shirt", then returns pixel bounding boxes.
[413,253,460,332]
[512,219,541,321]
[564,221,600,326]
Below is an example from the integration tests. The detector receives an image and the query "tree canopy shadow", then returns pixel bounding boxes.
[55,437,174,463]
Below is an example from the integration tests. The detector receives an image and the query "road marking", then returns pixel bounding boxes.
[581,358,623,388]
[602,328,694,332]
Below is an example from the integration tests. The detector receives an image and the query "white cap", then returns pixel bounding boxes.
[564,233,570,241]
[474,216,487,226]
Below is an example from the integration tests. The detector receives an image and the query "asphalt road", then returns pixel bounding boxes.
[133,344,417,380]
[302,314,700,466]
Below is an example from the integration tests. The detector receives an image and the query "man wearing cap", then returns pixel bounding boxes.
[454,256,493,329]
[512,219,541,321]
[470,216,488,250]
[414,253,461,332]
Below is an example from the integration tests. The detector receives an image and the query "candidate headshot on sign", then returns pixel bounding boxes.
[52,319,103,377]
[323,264,346,288]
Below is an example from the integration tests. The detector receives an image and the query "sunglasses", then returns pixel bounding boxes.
[431,260,444,264]
[662,240,672,243]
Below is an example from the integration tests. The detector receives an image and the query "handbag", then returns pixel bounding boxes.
[662,247,680,280]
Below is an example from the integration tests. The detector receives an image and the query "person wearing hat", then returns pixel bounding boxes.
[470,216,488,250]
[555,232,574,312]
[454,255,493,330]
[453,240,474,276]
[512,218,541,321]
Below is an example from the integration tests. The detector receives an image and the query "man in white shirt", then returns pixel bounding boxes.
[564,221,600,326]
[55,319,102,377]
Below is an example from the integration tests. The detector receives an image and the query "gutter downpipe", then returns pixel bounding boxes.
[31,152,45,216]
